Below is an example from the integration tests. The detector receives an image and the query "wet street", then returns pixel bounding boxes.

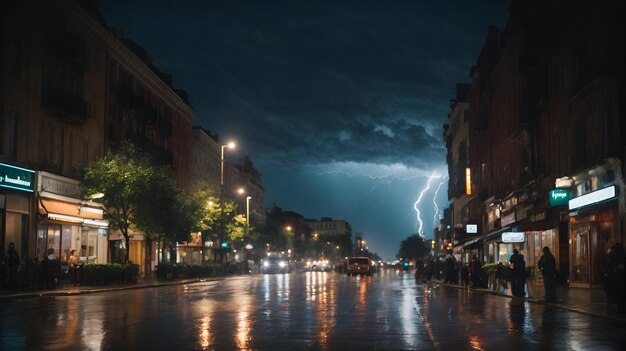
[1,270,625,350]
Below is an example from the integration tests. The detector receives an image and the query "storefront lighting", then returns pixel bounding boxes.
[569,185,616,210]
[465,168,472,195]
[47,213,84,224]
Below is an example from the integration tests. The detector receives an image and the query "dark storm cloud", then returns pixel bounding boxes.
[99,0,508,169]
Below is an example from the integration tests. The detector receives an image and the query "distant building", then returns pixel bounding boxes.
[306,217,352,258]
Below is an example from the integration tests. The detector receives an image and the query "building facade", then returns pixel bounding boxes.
[1,0,195,277]
[444,0,624,287]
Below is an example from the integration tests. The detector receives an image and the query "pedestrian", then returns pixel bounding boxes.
[605,243,625,310]
[538,246,557,302]
[5,242,20,289]
[461,263,470,287]
[509,249,526,297]
[470,255,482,288]
[43,248,59,289]
[68,249,80,285]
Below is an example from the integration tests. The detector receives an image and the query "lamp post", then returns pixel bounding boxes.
[246,196,252,237]
[219,142,235,265]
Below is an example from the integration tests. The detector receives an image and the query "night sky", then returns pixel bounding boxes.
[99,0,508,259]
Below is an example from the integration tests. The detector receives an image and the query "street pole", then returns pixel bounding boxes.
[219,142,235,267]
[246,196,251,238]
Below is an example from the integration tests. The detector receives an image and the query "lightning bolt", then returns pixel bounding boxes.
[413,172,442,237]
[433,182,444,228]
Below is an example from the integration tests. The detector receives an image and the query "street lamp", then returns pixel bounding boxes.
[246,196,252,237]
[219,141,236,265]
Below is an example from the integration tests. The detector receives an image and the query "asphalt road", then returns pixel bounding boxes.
[1,269,625,350]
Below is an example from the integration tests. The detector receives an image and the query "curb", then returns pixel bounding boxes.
[0,277,220,302]
[434,281,626,322]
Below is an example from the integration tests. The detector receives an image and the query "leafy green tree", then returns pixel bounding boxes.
[81,142,156,263]
[187,181,247,262]
[82,142,194,264]
[396,234,430,261]
[133,169,194,263]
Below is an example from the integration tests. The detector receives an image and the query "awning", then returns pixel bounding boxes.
[39,197,104,219]
[45,213,109,228]
[484,227,511,243]
[462,236,483,248]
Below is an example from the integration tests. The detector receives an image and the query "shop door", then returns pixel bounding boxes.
[571,229,590,284]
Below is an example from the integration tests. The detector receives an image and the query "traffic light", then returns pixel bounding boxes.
[221,242,228,248]
[431,240,435,249]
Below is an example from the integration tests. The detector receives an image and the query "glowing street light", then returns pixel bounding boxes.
[219,141,236,265]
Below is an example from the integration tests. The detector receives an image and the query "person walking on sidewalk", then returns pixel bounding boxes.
[5,242,20,289]
[605,242,625,310]
[68,250,81,286]
[470,255,482,288]
[509,249,526,297]
[538,246,557,302]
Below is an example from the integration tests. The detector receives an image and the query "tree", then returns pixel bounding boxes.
[187,181,247,262]
[133,168,194,263]
[81,142,190,264]
[396,234,430,261]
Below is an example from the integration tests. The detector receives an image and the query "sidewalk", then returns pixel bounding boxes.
[0,277,211,301]
[435,278,626,322]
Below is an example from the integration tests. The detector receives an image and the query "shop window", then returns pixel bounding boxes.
[5,212,28,260]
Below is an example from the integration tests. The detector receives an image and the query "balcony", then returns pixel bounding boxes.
[41,86,88,124]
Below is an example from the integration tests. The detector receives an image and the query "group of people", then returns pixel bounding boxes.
[3,244,83,290]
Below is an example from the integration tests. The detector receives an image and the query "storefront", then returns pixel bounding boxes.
[0,162,35,264]
[566,159,623,287]
[36,172,108,270]
[176,232,202,265]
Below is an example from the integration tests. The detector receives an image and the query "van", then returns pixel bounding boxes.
[346,256,373,276]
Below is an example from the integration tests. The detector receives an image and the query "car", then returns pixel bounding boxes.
[346,256,373,276]
[261,256,289,274]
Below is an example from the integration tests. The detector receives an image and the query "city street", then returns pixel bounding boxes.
[1,270,626,350]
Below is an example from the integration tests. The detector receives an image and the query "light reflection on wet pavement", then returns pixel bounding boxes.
[1,270,625,350]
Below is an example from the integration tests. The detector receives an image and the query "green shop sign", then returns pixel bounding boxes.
[0,162,35,192]
[549,189,570,206]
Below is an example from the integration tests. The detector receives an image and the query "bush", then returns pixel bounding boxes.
[82,263,139,285]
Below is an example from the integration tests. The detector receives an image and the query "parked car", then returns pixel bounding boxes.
[346,256,373,276]
[261,256,289,274]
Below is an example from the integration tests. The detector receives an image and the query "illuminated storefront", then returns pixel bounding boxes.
[37,172,108,268]
[567,159,623,288]
[0,162,35,263]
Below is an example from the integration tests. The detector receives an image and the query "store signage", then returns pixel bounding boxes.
[41,174,81,198]
[569,185,617,211]
[501,211,516,227]
[530,211,546,222]
[502,232,525,243]
[549,189,571,206]
[466,224,478,234]
[0,162,35,192]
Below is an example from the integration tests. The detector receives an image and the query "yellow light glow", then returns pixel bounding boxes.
[227,142,236,149]
[465,167,472,195]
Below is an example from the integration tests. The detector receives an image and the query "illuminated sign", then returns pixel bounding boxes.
[549,189,571,206]
[569,185,617,211]
[466,224,478,234]
[0,162,35,192]
[502,232,525,243]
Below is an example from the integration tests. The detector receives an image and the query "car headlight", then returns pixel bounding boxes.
[279,261,286,268]
[263,261,269,267]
